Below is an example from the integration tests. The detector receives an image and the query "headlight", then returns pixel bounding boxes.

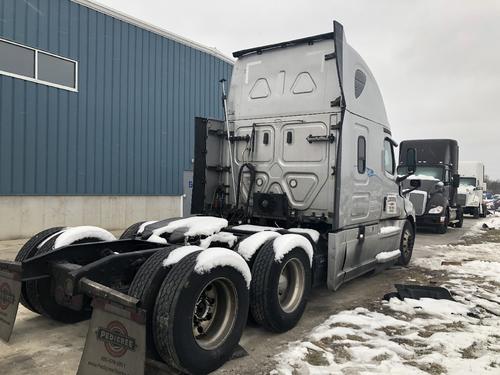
[428,205,444,214]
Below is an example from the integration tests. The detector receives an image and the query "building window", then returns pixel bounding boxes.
[357,136,366,174]
[0,38,77,91]
[0,40,35,78]
[384,139,395,175]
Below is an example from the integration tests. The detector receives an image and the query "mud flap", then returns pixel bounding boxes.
[77,279,146,375]
[0,261,22,342]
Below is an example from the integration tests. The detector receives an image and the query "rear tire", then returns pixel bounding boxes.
[120,221,146,239]
[153,252,249,374]
[397,221,414,266]
[480,204,487,218]
[25,233,104,322]
[15,227,65,313]
[473,207,480,219]
[128,245,180,359]
[436,209,449,234]
[454,208,464,228]
[250,241,311,333]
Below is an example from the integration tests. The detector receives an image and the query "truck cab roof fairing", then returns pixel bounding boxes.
[399,139,459,171]
[341,39,389,127]
[231,21,390,129]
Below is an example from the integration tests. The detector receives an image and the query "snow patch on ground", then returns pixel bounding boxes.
[380,226,401,235]
[194,248,251,288]
[162,246,203,267]
[288,228,320,243]
[273,234,313,266]
[199,232,238,249]
[232,224,281,232]
[465,212,500,237]
[54,226,116,249]
[274,299,500,375]
[147,216,228,243]
[273,220,500,374]
[387,297,471,318]
[237,231,281,261]
[375,249,400,263]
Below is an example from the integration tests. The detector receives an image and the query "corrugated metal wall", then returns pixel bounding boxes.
[0,0,232,195]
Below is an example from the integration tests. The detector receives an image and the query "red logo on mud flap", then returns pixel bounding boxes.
[96,320,137,358]
[0,282,15,310]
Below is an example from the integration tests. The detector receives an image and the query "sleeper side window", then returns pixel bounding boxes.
[384,139,395,175]
[357,136,366,174]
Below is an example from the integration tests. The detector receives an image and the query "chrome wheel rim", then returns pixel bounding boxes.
[192,278,237,350]
[277,258,305,313]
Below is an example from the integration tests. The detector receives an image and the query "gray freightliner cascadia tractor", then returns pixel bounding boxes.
[0,22,418,375]
[398,139,463,233]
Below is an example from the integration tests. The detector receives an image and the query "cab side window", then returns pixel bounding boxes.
[384,139,395,175]
[357,136,366,173]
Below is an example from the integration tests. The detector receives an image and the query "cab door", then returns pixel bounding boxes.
[380,137,401,220]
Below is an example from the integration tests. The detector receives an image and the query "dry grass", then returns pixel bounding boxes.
[304,348,329,366]
[405,360,447,374]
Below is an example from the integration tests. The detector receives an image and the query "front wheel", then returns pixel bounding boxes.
[436,209,449,234]
[480,204,487,218]
[397,220,415,266]
[473,207,480,219]
[454,207,464,228]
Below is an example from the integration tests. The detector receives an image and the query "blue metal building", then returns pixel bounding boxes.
[0,0,233,239]
[0,0,232,196]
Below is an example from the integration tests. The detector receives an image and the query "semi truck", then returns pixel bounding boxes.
[0,22,418,375]
[398,139,463,234]
[457,161,487,218]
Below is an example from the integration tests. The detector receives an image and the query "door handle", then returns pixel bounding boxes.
[306,134,335,143]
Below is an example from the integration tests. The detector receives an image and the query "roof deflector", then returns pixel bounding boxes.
[232,32,334,58]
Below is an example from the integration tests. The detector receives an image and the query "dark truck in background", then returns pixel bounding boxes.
[398,139,463,233]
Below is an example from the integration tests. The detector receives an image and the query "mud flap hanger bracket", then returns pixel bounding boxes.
[79,278,140,310]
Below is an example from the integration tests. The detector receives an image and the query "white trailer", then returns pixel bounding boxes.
[457,161,487,218]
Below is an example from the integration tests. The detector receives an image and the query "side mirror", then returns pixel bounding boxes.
[452,174,460,188]
[406,148,417,174]
[410,179,421,188]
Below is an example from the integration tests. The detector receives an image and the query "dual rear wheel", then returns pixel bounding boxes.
[129,238,312,374]
[16,227,114,322]
[129,248,249,375]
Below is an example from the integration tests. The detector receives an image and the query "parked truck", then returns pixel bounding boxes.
[0,22,418,375]
[458,161,487,218]
[398,139,463,234]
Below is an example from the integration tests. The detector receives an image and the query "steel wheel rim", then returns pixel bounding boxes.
[192,278,238,350]
[277,258,305,313]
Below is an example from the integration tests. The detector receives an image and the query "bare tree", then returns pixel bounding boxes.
[485,175,500,194]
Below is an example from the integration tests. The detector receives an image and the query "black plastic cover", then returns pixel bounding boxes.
[232,32,334,58]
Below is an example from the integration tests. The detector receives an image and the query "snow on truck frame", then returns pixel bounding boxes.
[0,22,418,375]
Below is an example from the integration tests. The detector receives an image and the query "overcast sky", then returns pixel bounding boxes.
[95,0,500,179]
